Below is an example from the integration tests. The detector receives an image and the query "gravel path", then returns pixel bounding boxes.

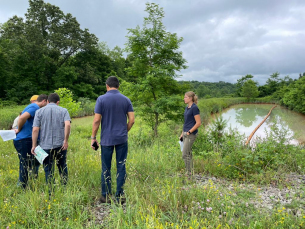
[91,173,305,225]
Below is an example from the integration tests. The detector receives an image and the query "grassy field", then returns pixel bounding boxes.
[1,109,305,228]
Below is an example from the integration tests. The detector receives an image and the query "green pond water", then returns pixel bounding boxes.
[215,104,305,145]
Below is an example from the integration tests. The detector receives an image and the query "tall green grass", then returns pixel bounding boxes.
[0,114,304,228]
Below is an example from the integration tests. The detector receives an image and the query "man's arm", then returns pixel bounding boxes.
[91,113,101,150]
[61,120,71,151]
[31,126,40,155]
[16,112,31,133]
[127,111,135,132]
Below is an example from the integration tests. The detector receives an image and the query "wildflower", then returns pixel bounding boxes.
[223,212,227,215]
[207,199,210,202]
[219,215,222,218]
[228,218,233,225]
[66,218,69,220]
[282,207,285,210]
[206,207,212,212]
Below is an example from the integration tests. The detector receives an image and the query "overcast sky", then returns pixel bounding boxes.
[1,0,304,84]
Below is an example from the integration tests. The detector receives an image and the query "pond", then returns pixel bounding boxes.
[213,104,305,145]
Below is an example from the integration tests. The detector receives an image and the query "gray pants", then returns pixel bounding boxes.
[182,132,197,174]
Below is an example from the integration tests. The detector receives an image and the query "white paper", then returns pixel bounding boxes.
[0,130,16,141]
[34,146,49,164]
[179,141,184,152]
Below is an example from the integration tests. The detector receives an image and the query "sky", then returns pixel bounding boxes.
[1,0,305,85]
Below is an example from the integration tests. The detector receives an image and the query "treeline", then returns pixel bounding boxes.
[178,81,237,98]
[0,0,130,104]
[1,0,305,120]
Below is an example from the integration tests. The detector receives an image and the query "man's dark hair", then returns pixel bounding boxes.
[48,93,60,103]
[106,76,119,88]
[37,94,48,102]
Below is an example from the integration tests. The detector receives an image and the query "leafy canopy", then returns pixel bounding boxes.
[123,3,187,135]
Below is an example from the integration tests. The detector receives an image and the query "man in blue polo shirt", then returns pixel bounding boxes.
[13,94,48,189]
[91,76,135,204]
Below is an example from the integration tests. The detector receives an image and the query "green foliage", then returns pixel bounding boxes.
[179,80,237,98]
[124,3,187,135]
[241,79,259,101]
[236,74,254,96]
[282,76,305,113]
[0,105,24,130]
[209,116,228,145]
[54,88,81,117]
[0,0,118,103]
[0,113,304,228]
[76,97,95,117]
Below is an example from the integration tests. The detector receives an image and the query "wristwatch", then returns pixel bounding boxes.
[91,136,96,139]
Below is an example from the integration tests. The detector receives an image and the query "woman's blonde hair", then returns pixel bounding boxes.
[185,91,198,104]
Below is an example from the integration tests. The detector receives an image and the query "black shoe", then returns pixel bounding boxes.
[99,195,112,204]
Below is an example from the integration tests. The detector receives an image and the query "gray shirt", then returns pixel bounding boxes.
[33,103,71,149]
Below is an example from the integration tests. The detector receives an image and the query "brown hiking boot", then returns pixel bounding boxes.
[99,195,112,204]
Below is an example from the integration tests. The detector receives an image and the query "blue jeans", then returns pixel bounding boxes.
[101,141,128,197]
[43,147,68,186]
[13,138,40,188]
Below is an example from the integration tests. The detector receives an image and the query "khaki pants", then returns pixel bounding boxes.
[182,132,197,174]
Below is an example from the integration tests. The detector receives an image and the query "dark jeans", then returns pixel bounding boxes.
[13,138,40,189]
[101,141,128,197]
[43,147,68,186]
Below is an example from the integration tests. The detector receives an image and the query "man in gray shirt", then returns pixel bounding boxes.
[31,93,71,188]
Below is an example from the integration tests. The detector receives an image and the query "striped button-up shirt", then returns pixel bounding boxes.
[33,103,71,149]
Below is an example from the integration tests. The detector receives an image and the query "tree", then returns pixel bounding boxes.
[282,77,305,113]
[0,0,98,102]
[241,79,259,101]
[236,74,254,96]
[265,72,280,95]
[124,3,187,136]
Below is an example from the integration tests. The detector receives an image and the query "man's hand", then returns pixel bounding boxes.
[31,146,36,156]
[61,140,68,151]
[14,129,19,134]
[91,139,99,150]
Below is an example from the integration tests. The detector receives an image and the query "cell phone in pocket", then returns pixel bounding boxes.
[180,136,183,142]
[92,141,99,150]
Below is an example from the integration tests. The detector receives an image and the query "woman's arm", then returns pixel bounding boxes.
[187,114,201,134]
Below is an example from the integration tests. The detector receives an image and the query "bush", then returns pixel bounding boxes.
[54,88,81,118]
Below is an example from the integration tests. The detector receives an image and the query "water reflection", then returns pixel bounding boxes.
[214,104,305,145]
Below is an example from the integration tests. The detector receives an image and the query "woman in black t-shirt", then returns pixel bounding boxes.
[179,91,201,176]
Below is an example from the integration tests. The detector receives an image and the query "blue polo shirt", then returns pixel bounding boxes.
[183,103,200,134]
[14,103,40,141]
[95,90,134,146]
